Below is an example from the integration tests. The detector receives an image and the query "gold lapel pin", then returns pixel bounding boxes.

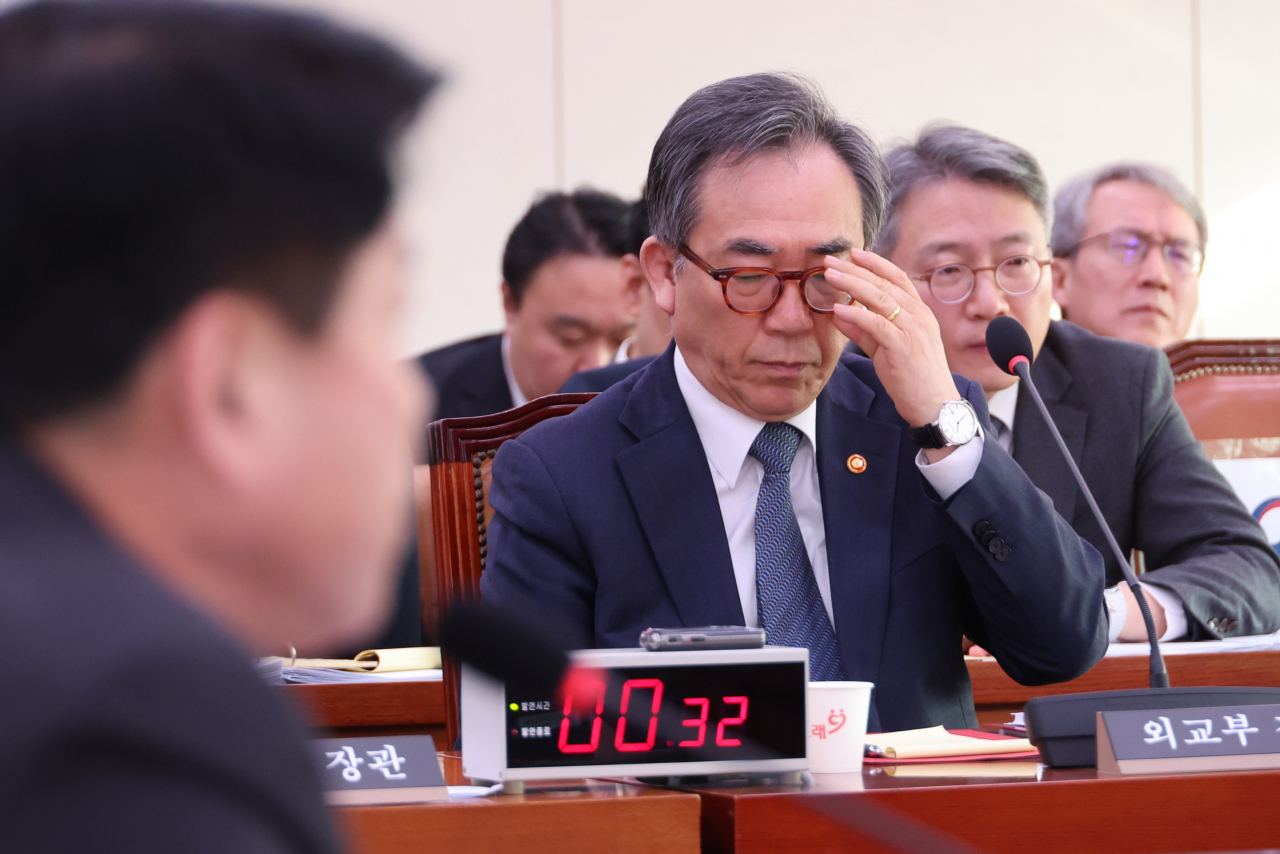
[846,454,867,474]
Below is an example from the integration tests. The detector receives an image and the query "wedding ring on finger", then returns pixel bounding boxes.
[886,304,902,323]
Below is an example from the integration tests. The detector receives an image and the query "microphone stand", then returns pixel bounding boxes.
[1012,360,1169,689]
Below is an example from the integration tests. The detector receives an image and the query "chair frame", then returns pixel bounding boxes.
[427,393,596,748]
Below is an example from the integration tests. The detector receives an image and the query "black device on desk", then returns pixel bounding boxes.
[639,626,766,651]
[987,317,1280,767]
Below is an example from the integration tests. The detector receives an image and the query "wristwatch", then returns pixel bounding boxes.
[909,400,979,449]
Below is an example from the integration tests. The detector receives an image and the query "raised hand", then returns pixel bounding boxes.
[825,249,962,435]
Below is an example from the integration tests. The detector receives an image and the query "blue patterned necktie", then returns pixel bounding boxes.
[749,421,844,682]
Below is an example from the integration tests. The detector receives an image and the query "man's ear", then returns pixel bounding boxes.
[1050,258,1071,313]
[639,236,677,317]
[167,290,293,491]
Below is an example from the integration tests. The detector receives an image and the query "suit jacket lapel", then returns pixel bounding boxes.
[615,351,745,626]
[816,369,900,695]
[1014,341,1087,521]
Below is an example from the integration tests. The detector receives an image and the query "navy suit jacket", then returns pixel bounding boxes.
[417,332,512,419]
[0,442,340,853]
[559,356,657,393]
[482,349,1108,732]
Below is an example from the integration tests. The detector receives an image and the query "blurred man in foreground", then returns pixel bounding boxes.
[1051,163,1206,349]
[483,74,1107,733]
[878,126,1279,645]
[0,2,435,850]
[420,189,634,417]
[559,198,672,392]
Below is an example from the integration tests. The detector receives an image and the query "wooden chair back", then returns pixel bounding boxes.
[1165,339,1280,454]
[426,393,595,747]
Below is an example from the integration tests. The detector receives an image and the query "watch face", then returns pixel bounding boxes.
[938,401,978,446]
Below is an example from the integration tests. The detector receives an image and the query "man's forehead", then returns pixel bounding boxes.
[690,144,864,247]
[1088,180,1198,239]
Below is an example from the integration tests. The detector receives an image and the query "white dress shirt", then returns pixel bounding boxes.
[673,347,984,628]
[613,336,637,364]
[500,333,528,408]
[985,379,1187,641]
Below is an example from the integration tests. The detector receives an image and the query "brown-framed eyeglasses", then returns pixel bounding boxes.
[678,244,852,315]
[910,256,1052,305]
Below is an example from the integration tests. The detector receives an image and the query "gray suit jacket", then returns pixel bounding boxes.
[1014,321,1280,640]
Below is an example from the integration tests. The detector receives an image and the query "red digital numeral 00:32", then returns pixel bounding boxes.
[556,678,749,754]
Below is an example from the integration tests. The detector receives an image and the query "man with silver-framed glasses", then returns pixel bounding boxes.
[878,125,1279,646]
[1051,163,1205,349]
[482,75,1108,733]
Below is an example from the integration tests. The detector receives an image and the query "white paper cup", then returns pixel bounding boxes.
[806,681,874,774]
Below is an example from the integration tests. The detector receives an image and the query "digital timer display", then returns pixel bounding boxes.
[504,662,806,768]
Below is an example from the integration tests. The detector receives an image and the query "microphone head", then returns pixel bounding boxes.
[440,600,570,695]
[986,316,1035,375]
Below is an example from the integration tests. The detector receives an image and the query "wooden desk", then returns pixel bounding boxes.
[690,763,1280,854]
[337,755,701,854]
[282,680,448,743]
[969,649,1280,727]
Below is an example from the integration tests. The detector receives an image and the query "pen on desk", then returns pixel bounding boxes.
[864,744,895,758]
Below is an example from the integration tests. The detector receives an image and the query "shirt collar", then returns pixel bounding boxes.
[613,336,637,364]
[674,346,818,489]
[500,333,528,407]
[987,379,1019,432]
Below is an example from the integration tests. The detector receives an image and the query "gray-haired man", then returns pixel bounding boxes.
[1051,164,1206,349]
[878,125,1280,646]
[482,75,1107,732]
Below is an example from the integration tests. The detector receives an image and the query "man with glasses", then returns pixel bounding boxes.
[879,125,1279,646]
[1051,164,1205,349]
[482,75,1107,733]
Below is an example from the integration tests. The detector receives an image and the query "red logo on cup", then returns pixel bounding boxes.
[828,709,846,734]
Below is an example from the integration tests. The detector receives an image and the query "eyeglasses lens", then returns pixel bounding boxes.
[725,272,781,313]
[802,271,851,311]
[995,256,1043,295]
[928,265,973,304]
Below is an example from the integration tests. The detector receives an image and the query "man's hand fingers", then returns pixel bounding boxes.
[848,247,924,301]
[833,301,901,353]
[825,264,902,320]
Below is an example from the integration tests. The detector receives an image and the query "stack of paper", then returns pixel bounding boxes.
[261,647,444,684]
[864,726,1034,761]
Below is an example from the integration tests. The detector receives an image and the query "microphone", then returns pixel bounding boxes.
[986,317,1168,689]
[984,317,1280,767]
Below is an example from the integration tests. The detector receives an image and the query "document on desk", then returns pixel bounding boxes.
[864,726,1034,761]
[261,646,445,683]
[1102,631,1280,658]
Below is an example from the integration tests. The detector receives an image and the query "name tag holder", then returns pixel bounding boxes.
[311,734,448,805]
[1097,703,1280,776]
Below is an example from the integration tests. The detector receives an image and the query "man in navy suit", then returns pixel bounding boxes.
[482,73,1107,731]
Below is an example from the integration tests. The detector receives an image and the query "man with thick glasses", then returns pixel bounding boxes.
[1050,163,1205,350]
[878,125,1279,648]
[482,74,1108,733]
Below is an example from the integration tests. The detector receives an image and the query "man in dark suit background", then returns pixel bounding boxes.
[560,198,671,393]
[876,125,1280,644]
[482,73,1107,733]
[0,3,435,850]
[420,190,635,418]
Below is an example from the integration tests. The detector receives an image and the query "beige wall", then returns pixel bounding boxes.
[268,0,1280,354]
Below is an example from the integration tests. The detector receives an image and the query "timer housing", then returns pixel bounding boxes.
[462,647,809,782]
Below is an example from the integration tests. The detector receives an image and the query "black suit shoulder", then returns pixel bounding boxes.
[0,446,339,853]
[417,332,512,418]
